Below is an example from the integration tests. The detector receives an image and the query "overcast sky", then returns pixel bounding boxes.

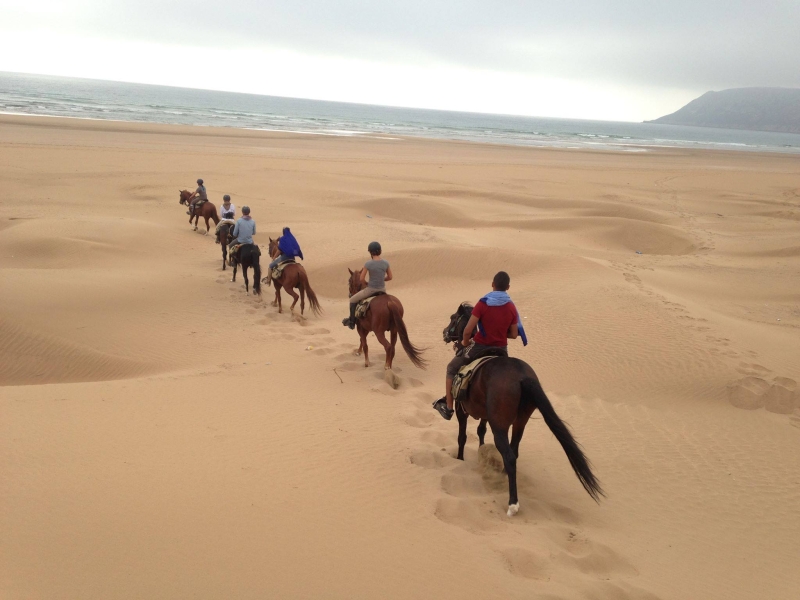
[1,1,797,121]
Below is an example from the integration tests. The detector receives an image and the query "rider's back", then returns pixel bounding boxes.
[472,301,517,347]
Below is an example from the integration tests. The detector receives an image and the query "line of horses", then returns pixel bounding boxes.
[178,190,603,517]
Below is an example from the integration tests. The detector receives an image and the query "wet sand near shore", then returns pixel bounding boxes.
[1,114,799,600]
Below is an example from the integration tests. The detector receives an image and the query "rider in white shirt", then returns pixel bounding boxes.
[220,195,236,221]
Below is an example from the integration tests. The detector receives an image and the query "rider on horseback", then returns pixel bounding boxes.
[220,194,236,221]
[215,194,236,243]
[342,241,392,329]
[266,227,304,281]
[228,206,256,263]
[186,178,208,215]
[433,271,527,420]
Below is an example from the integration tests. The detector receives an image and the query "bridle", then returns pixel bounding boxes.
[443,302,473,351]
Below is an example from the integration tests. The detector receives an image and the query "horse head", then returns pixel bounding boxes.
[179,190,191,205]
[347,268,363,298]
[443,302,475,350]
[268,237,280,259]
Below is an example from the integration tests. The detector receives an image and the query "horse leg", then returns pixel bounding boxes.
[374,329,392,369]
[231,262,237,283]
[492,427,519,516]
[510,415,531,460]
[276,283,283,313]
[193,214,199,231]
[456,404,468,460]
[203,216,210,235]
[243,264,250,293]
[298,281,306,315]
[286,284,300,313]
[359,327,370,367]
[389,329,398,367]
[477,419,488,446]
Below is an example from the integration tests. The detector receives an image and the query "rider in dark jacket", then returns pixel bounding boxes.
[266,227,304,281]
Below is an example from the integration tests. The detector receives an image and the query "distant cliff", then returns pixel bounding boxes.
[647,88,800,134]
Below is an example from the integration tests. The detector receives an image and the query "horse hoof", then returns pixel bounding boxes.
[507,503,519,517]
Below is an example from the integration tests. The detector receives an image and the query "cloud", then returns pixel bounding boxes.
[1,1,797,118]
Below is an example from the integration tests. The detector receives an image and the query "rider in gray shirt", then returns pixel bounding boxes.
[343,241,393,329]
[230,206,256,246]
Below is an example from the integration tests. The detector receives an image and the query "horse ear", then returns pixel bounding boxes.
[348,268,354,275]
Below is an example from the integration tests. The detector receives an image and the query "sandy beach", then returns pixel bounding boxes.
[1,114,799,600]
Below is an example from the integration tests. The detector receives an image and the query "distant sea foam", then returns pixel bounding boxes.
[2,71,800,154]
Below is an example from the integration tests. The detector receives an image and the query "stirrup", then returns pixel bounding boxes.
[433,398,454,420]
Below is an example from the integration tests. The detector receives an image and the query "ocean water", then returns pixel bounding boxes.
[2,71,800,153]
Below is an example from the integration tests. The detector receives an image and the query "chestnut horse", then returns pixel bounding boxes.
[216,222,235,270]
[266,238,322,316]
[442,303,603,516]
[179,190,219,234]
[347,269,426,371]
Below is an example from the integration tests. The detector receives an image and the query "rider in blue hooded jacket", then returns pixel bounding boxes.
[267,227,304,281]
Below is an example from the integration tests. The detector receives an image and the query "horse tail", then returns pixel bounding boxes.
[387,300,427,369]
[521,378,604,502]
[298,267,322,316]
[211,205,220,225]
[253,251,262,296]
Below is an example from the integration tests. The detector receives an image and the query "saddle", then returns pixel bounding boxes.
[271,259,297,280]
[229,243,259,265]
[355,292,386,319]
[190,199,208,214]
[451,355,499,402]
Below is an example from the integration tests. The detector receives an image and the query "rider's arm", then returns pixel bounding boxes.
[507,323,519,339]
[359,267,368,286]
[462,315,480,347]
[384,266,393,282]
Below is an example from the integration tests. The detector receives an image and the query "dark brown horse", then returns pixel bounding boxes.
[347,269,426,372]
[216,222,235,270]
[265,238,322,316]
[179,190,219,235]
[230,244,262,296]
[443,303,603,516]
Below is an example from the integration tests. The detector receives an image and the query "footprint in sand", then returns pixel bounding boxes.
[408,448,455,470]
[403,408,435,429]
[496,547,551,581]
[728,376,798,413]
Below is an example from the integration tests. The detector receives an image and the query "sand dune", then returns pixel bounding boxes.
[1,114,799,600]
[0,319,155,385]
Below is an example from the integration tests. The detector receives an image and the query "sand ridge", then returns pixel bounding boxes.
[1,114,799,600]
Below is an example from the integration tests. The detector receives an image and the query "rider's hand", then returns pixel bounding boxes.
[461,336,472,348]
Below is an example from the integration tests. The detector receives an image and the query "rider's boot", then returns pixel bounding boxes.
[433,398,454,420]
[341,302,357,329]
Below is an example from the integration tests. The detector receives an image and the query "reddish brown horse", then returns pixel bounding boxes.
[347,269,426,371]
[442,303,603,516]
[266,238,322,316]
[179,190,219,234]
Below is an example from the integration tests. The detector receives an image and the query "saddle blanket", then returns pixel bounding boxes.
[215,219,236,233]
[271,259,297,279]
[451,355,498,401]
[354,293,386,319]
